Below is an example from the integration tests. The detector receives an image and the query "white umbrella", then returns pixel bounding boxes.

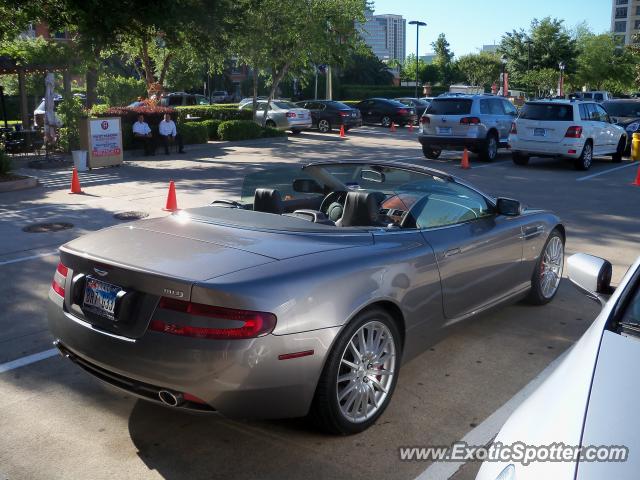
[44,72,59,147]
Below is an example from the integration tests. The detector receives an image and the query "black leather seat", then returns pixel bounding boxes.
[336,191,383,227]
[253,188,284,214]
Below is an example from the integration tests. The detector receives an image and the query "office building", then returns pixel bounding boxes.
[359,9,406,63]
[611,0,640,45]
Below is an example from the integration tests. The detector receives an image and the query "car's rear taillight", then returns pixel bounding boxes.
[510,122,517,134]
[286,112,297,118]
[397,108,408,114]
[149,297,277,339]
[460,117,481,125]
[420,116,430,125]
[51,261,68,298]
[339,111,350,117]
[565,126,583,138]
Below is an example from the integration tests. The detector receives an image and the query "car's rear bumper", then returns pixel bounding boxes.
[418,134,485,151]
[510,136,584,159]
[48,301,339,419]
[286,121,313,130]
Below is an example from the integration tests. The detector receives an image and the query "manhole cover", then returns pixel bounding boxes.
[23,222,74,233]
[114,211,149,221]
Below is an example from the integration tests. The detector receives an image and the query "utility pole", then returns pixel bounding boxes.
[408,21,427,98]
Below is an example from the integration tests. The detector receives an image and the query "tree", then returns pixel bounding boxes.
[576,33,635,91]
[520,68,558,97]
[432,33,454,85]
[400,54,440,84]
[455,52,501,88]
[499,17,577,87]
[341,45,393,85]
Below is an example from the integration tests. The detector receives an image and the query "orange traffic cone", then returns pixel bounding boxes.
[69,167,83,194]
[163,180,179,212]
[390,122,396,132]
[461,148,471,169]
[633,163,640,186]
[339,125,346,138]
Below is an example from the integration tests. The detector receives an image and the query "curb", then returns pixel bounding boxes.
[0,175,39,193]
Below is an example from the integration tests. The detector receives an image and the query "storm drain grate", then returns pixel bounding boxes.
[23,222,74,233]
[113,211,149,221]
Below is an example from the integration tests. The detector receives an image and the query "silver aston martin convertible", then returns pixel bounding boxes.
[48,161,565,434]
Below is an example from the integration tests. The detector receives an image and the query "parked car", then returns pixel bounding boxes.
[394,97,431,123]
[418,94,517,161]
[48,161,564,434]
[238,96,268,108]
[603,99,640,152]
[477,253,640,480]
[572,91,612,103]
[294,100,362,133]
[354,98,417,127]
[194,94,210,105]
[239,99,311,134]
[509,100,627,170]
[159,92,198,107]
[210,90,230,103]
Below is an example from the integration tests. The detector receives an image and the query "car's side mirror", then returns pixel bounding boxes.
[567,253,614,302]
[496,197,521,216]
[292,178,324,194]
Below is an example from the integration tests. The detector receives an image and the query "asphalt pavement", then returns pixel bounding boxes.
[0,126,637,480]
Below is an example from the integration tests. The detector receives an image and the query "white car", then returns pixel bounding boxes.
[239,99,312,134]
[509,100,627,170]
[476,253,640,480]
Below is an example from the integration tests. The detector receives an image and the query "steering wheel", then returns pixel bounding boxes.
[320,191,347,222]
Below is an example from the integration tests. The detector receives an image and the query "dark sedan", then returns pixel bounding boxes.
[295,100,362,133]
[355,98,417,127]
[395,97,431,124]
[603,99,640,152]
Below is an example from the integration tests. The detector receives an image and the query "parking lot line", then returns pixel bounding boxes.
[413,350,568,480]
[0,251,58,266]
[576,161,638,182]
[0,348,58,374]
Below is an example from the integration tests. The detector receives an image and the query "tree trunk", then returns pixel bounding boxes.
[63,70,72,98]
[262,63,290,127]
[252,67,259,122]
[86,65,98,108]
[140,36,156,95]
[158,52,173,90]
[18,70,28,128]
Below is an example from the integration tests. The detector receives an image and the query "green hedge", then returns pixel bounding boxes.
[179,122,209,144]
[175,105,251,122]
[217,120,262,141]
[261,126,286,138]
[201,119,223,140]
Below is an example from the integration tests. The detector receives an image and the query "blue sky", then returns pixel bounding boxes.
[372,0,611,58]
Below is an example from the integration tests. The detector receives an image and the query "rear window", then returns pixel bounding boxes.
[604,101,640,117]
[427,99,472,115]
[325,101,351,110]
[274,101,297,109]
[519,103,574,121]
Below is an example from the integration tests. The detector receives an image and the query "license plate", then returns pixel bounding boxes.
[534,128,546,137]
[437,127,452,135]
[83,276,122,320]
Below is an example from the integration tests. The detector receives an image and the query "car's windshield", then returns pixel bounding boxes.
[427,99,473,115]
[274,101,298,109]
[238,163,492,230]
[519,103,573,121]
[325,101,351,109]
[604,102,640,118]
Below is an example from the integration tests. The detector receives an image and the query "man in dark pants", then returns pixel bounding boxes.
[132,114,155,156]
[158,113,184,154]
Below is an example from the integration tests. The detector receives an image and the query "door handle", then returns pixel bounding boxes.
[444,247,461,257]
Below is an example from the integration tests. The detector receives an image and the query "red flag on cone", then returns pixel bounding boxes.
[390,122,396,132]
[163,180,179,211]
[69,167,83,194]
[339,125,346,138]
[461,148,471,169]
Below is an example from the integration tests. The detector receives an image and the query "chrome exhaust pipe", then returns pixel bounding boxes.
[158,389,184,407]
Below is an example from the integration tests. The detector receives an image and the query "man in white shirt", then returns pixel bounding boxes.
[132,114,155,156]
[158,113,184,154]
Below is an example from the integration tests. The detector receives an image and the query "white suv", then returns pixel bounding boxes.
[509,100,627,170]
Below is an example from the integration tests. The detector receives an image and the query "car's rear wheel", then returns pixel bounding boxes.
[265,120,277,128]
[574,141,593,170]
[309,307,401,435]
[526,229,564,305]
[512,152,529,165]
[290,128,302,135]
[612,137,625,163]
[480,132,498,161]
[422,145,442,159]
[318,119,331,133]
[381,116,392,128]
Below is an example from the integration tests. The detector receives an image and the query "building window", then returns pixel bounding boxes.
[616,0,628,4]
[636,5,640,15]
[635,20,640,30]
[616,7,628,18]
[615,21,627,32]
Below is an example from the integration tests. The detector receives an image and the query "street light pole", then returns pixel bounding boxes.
[558,61,566,98]
[500,54,508,97]
[408,20,427,98]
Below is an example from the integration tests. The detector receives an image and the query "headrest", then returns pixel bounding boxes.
[337,191,382,227]
[253,188,283,214]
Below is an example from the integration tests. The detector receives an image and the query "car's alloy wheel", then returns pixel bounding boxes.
[527,230,564,305]
[574,142,592,170]
[422,145,442,160]
[481,133,498,161]
[381,116,392,127]
[309,307,401,434]
[336,321,396,423]
[318,119,331,133]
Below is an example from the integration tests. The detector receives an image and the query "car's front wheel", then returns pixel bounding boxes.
[381,115,392,128]
[310,307,401,435]
[290,128,302,135]
[612,137,625,163]
[422,145,442,159]
[526,229,564,305]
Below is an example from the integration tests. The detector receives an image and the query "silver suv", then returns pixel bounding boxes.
[418,94,518,161]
